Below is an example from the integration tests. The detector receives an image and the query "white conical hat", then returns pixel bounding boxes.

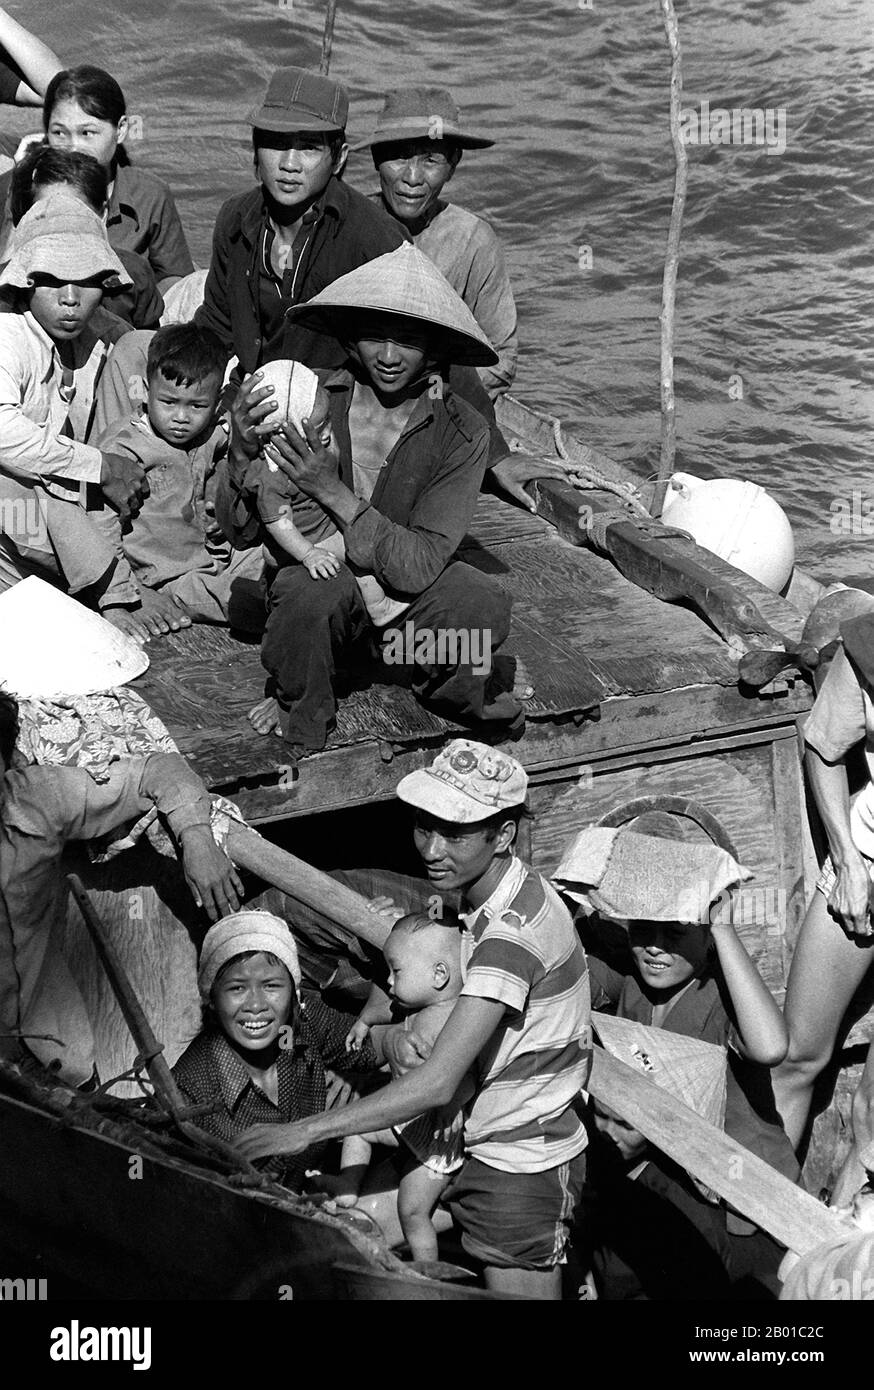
[593,1012,728,1131]
[285,242,499,368]
[0,577,148,697]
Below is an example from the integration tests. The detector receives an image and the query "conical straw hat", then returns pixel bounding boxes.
[0,577,148,697]
[285,242,499,368]
[593,1012,728,1131]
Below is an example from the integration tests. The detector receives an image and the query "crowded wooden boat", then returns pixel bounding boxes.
[0,9,872,1304]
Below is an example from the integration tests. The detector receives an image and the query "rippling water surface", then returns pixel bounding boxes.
[16,0,874,580]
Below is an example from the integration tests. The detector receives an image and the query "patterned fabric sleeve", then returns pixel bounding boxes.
[302,993,379,1073]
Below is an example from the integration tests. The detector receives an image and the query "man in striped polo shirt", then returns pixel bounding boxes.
[236,738,592,1299]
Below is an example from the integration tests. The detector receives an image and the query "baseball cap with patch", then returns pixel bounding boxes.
[396,738,527,824]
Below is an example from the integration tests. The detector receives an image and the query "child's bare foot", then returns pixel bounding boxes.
[307,1171,361,1206]
[514,658,535,700]
[102,606,150,645]
[249,695,282,736]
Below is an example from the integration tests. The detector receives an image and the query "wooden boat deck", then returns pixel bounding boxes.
[135,489,808,823]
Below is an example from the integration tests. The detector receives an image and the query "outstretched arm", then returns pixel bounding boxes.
[709,919,788,1065]
[0,9,62,104]
[234,994,505,1159]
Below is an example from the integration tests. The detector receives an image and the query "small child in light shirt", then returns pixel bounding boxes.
[243,361,408,628]
[335,912,472,1263]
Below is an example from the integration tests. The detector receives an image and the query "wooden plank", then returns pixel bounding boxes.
[190,681,811,824]
[496,393,811,655]
[589,1047,843,1257]
[227,824,392,951]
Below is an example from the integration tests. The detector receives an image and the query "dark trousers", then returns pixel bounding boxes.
[260,559,519,752]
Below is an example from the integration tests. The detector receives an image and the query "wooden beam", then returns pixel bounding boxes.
[589,1047,843,1257]
[534,476,810,654]
[226,822,392,951]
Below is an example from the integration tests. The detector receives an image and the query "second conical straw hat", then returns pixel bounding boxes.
[285,242,498,368]
[593,1012,728,1131]
[0,576,147,697]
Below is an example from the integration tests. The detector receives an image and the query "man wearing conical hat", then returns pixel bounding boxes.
[192,67,406,379]
[353,86,516,402]
[222,243,531,764]
[235,737,592,1299]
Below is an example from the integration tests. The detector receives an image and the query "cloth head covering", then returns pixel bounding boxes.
[198,910,302,999]
[593,1013,728,1130]
[553,825,752,923]
[352,86,494,152]
[247,66,348,134]
[397,737,527,824]
[285,242,498,368]
[0,193,131,291]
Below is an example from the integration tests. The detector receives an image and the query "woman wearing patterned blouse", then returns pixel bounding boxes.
[173,910,379,1192]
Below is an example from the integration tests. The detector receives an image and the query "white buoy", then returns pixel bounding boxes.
[662,473,795,593]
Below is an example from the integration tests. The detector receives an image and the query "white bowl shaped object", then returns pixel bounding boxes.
[661,475,795,593]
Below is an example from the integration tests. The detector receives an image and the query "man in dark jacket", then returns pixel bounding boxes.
[194,67,407,376]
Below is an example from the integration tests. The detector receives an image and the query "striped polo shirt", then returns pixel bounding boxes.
[459,856,592,1174]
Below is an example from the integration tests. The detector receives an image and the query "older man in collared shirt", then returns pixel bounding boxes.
[0,690,243,1086]
[355,87,518,402]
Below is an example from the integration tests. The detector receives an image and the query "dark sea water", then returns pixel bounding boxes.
[15,0,874,581]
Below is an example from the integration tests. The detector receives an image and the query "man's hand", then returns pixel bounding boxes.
[489,454,574,513]
[303,546,342,580]
[264,418,342,504]
[100,451,151,520]
[382,1021,432,1074]
[234,1119,316,1160]
[178,825,244,922]
[229,372,278,462]
[365,895,405,927]
[830,853,874,938]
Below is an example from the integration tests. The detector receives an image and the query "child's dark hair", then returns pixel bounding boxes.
[0,690,20,766]
[146,324,228,391]
[11,146,108,225]
[44,66,131,166]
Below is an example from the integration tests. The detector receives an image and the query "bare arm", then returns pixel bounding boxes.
[264,514,322,564]
[709,920,788,1065]
[234,994,505,1159]
[806,746,873,938]
[0,8,62,104]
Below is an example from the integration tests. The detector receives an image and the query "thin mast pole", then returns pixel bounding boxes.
[319,0,339,75]
[651,0,688,518]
